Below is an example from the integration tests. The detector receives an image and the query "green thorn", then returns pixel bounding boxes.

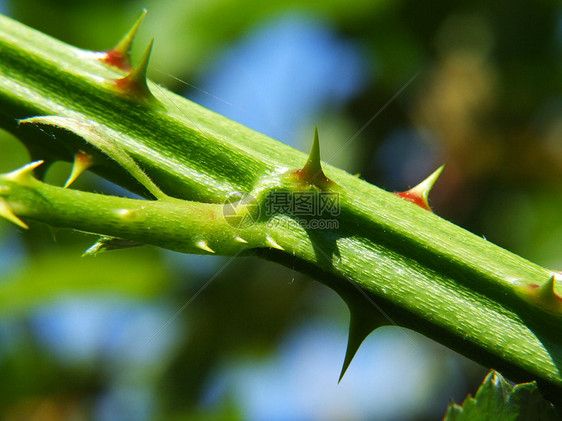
[109,9,148,70]
[339,310,377,382]
[82,236,144,257]
[3,160,44,185]
[303,126,322,176]
[0,198,28,229]
[196,240,215,254]
[336,289,389,383]
[395,164,445,211]
[411,164,445,203]
[297,126,333,189]
[265,236,284,250]
[521,274,562,314]
[64,152,94,188]
[536,275,562,302]
[115,38,154,99]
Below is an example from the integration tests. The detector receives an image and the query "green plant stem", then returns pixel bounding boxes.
[1,13,561,392]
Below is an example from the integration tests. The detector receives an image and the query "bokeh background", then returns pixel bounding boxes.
[1,0,562,419]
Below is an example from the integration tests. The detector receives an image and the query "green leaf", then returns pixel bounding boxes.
[444,371,557,421]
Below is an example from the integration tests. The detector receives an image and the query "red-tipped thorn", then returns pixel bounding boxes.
[114,38,155,99]
[394,165,445,211]
[292,126,334,190]
[100,9,148,71]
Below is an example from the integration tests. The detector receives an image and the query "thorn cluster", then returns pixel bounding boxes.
[99,9,148,71]
[113,38,155,99]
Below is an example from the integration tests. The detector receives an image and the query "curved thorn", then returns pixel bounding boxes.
[114,38,154,99]
[338,311,377,382]
[0,199,28,229]
[64,152,94,188]
[196,240,215,254]
[394,164,445,211]
[101,9,148,70]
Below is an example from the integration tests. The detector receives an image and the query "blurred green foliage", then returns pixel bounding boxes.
[1,0,561,419]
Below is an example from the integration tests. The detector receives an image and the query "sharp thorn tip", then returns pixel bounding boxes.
[3,160,44,184]
[64,152,94,188]
[293,126,333,189]
[0,199,28,229]
[196,240,215,254]
[395,164,445,211]
[102,9,149,70]
[265,236,284,250]
[113,38,155,98]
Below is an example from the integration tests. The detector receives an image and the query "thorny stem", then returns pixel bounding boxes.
[0,13,562,397]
